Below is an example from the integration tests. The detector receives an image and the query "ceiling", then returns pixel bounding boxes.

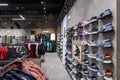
[0,0,65,28]
[0,0,65,15]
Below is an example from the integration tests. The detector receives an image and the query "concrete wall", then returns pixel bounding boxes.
[0,29,30,37]
[117,0,120,79]
[67,0,117,79]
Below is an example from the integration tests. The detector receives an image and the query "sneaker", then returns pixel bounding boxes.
[66,56,74,62]
[69,71,74,75]
[101,23,113,32]
[103,70,113,80]
[97,70,105,77]
[98,9,112,19]
[89,16,98,23]
[81,59,89,65]
[87,52,97,59]
[72,61,78,66]
[78,22,83,28]
[88,40,101,47]
[96,55,103,62]
[103,39,112,47]
[87,76,97,80]
[82,39,90,45]
[78,21,90,27]
[72,68,77,74]
[66,49,72,55]
[73,26,78,30]
[73,31,78,37]
[87,63,99,72]
[78,30,83,36]
[82,49,89,55]
[82,29,90,35]
[103,76,113,80]
[81,78,86,80]
[103,55,112,63]
[81,69,89,76]
[88,28,101,35]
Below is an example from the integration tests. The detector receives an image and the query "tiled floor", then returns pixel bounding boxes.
[41,52,71,80]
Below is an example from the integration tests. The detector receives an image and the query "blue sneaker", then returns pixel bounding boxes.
[98,9,112,19]
[102,23,113,32]
[87,63,99,72]
[96,55,103,62]
[87,76,97,80]
[89,40,101,47]
[103,39,112,47]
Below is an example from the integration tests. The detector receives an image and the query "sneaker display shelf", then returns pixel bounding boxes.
[65,27,82,80]
[65,9,114,80]
[56,33,63,60]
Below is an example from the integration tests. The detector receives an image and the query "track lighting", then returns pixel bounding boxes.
[0,3,8,6]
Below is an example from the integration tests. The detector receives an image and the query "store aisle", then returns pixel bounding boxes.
[41,52,71,80]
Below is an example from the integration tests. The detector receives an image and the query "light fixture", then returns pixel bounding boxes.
[7,31,10,33]
[12,18,23,21]
[41,1,44,4]
[19,15,25,20]
[45,20,48,23]
[43,31,49,33]
[43,7,46,10]
[12,15,25,20]
[0,3,8,6]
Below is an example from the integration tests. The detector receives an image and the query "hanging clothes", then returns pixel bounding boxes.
[38,44,45,57]
[49,42,53,52]
[29,44,36,58]
[42,40,47,50]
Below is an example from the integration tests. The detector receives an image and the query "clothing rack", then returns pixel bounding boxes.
[0,55,29,72]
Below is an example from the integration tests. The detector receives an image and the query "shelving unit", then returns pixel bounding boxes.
[64,9,114,80]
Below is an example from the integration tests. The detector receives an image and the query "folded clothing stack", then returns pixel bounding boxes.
[0,59,48,80]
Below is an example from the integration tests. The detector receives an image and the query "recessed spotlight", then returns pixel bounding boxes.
[43,7,46,10]
[28,21,31,24]
[45,16,47,19]
[45,20,48,23]
[41,1,44,4]
[4,22,7,24]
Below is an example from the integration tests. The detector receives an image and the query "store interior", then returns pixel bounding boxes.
[0,0,119,80]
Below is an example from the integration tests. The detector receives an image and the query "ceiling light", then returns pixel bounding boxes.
[19,15,25,20]
[4,22,7,24]
[43,7,46,10]
[45,20,48,23]
[7,31,10,33]
[41,1,44,4]
[43,31,49,33]
[12,18,23,20]
[12,15,25,20]
[0,3,8,6]
[28,21,31,24]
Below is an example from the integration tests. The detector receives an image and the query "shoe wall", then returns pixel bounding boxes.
[65,0,117,80]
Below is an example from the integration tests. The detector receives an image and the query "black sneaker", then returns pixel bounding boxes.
[87,76,97,80]
[81,69,89,76]
[81,59,89,65]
